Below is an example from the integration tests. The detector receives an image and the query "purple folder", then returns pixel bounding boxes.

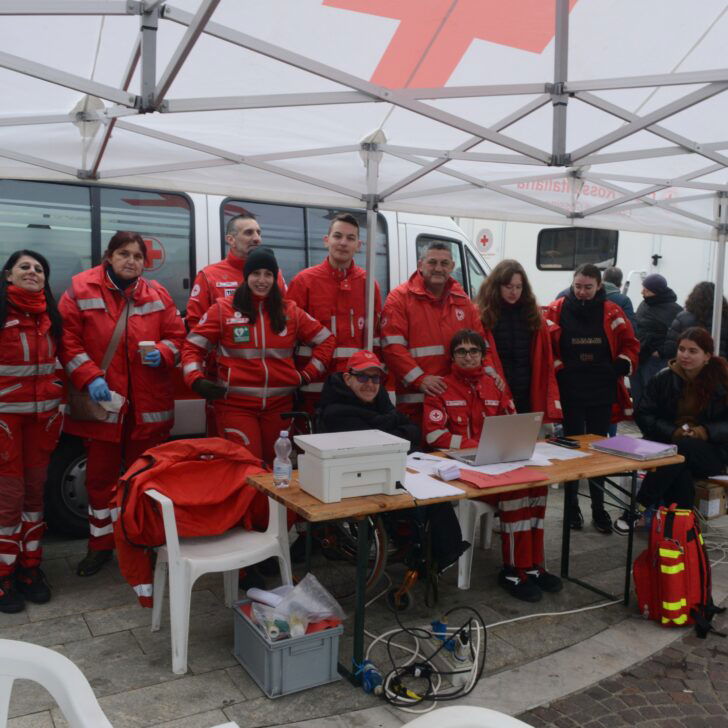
[589,435,677,461]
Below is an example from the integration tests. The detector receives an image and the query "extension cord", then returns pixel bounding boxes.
[429,647,474,688]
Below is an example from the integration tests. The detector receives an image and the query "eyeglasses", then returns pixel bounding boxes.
[453,347,482,358]
[350,371,383,384]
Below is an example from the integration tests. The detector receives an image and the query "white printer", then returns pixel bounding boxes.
[293,430,408,503]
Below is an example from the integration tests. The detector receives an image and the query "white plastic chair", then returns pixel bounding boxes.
[147,489,293,675]
[457,499,497,590]
[0,639,113,728]
[405,705,531,727]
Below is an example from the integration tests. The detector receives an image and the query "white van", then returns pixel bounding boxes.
[457,216,718,312]
[0,179,489,536]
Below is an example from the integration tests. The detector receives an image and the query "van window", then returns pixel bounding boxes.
[537,227,618,271]
[0,180,194,311]
[465,247,487,300]
[0,180,92,299]
[99,188,193,311]
[221,200,389,296]
[416,235,466,292]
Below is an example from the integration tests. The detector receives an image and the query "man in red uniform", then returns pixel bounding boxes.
[381,241,502,428]
[186,212,286,434]
[286,213,382,410]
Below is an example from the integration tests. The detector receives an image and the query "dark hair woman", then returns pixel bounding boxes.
[663,281,728,359]
[182,247,334,465]
[0,250,63,612]
[59,231,185,577]
[546,263,640,534]
[477,259,561,421]
[423,328,561,603]
[619,328,728,532]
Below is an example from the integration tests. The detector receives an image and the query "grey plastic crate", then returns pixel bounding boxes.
[232,600,342,698]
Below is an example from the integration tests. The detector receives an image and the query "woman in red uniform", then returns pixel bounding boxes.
[0,250,63,612]
[59,231,185,578]
[182,247,335,465]
[423,329,562,603]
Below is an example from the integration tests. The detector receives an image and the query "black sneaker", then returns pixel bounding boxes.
[568,505,584,530]
[526,567,563,593]
[592,510,613,534]
[614,509,643,536]
[76,549,113,577]
[15,566,51,604]
[0,576,25,614]
[498,567,542,603]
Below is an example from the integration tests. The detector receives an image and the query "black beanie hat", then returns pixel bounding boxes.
[244,246,279,280]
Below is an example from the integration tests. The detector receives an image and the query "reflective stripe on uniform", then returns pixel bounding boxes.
[141,410,174,423]
[89,523,113,537]
[425,429,450,445]
[66,352,91,374]
[382,335,407,347]
[186,332,212,350]
[131,300,165,316]
[77,298,106,311]
[297,345,312,357]
[403,366,425,385]
[219,347,293,359]
[499,497,531,512]
[333,347,358,359]
[0,363,56,377]
[661,615,688,625]
[224,427,250,445]
[659,547,681,559]
[183,362,202,375]
[160,339,180,364]
[134,583,153,598]
[409,345,444,358]
[450,434,463,449]
[662,598,687,611]
[225,385,297,397]
[0,398,61,413]
[0,383,22,397]
[610,317,625,330]
[0,524,21,536]
[19,333,29,361]
[21,511,42,522]
[309,327,332,345]
[660,563,685,574]
[397,393,424,404]
[310,357,326,373]
[301,382,324,392]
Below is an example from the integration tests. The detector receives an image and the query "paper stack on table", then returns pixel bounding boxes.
[402,471,465,499]
[436,460,461,481]
[533,442,590,461]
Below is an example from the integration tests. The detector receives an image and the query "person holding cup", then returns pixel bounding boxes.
[59,231,185,577]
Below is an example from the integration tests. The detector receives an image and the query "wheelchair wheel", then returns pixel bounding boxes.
[301,515,388,600]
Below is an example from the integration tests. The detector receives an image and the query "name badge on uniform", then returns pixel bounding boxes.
[232,326,250,343]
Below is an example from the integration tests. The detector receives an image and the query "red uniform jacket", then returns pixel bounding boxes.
[546,297,640,421]
[486,317,563,423]
[182,297,334,409]
[423,367,515,449]
[112,438,266,607]
[286,258,382,392]
[381,273,501,408]
[59,266,185,442]
[0,304,61,418]
[186,250,287,328]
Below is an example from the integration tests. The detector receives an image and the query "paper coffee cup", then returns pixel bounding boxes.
[139,340,156,360]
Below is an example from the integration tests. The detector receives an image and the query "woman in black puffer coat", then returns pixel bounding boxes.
[617,327,728,534]
[663,281,728,359]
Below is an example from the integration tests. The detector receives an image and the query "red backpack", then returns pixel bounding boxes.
[633,504,724,638]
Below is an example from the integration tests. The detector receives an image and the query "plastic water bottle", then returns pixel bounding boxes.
[360,660,383,695]
[273,430,292,488]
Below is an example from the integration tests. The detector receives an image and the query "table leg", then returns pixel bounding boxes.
[560,482,571,578]
[623,471,637,607]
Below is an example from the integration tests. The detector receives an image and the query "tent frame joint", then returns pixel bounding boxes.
[77,169,97,181]
[551,153,571,167]
[363,194,379,211]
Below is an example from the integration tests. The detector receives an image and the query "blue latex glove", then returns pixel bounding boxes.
[143,348,162,367]
[88,377,111,402]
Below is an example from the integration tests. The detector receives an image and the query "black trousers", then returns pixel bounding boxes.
[562,403,613,514]
[638,438,724,510]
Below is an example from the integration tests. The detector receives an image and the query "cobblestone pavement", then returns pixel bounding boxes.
[518,600,728,727]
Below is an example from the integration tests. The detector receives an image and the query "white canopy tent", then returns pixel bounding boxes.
[2,0,728,345]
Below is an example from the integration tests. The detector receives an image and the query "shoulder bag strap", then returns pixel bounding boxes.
[100,298,131,373]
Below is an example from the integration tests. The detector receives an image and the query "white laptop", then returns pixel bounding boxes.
[447,412,544,466]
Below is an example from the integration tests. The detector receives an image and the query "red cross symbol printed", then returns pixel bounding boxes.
[323,0,579,88]
[144,237,166,272]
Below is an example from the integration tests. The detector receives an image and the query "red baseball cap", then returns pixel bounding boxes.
[346,350,386,372]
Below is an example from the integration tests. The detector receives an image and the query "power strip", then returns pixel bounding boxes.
[429,646,474,689]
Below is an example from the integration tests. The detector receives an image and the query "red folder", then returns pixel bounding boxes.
[458,466,547,489]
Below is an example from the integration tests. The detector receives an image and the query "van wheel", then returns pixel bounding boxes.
[44,435,89,538]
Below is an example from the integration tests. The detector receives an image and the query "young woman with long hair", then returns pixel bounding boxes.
[59,231,185,577]
[0,250,63,612]
[182,247,334,465]
[619,327,728,532]
[477,259,561,420]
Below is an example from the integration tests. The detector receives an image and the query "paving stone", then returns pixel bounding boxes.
[8,711,54,727]
[147,708,231,727]
[0,613,90,646]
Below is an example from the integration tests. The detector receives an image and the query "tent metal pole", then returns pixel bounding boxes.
[551,0,569,164]
[140,6,158,111]
[712,193,728,346]
[364,146,380,351]
[0,1,136,14]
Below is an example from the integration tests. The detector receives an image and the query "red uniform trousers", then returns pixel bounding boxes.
[85,411,162,551]
[0,413,62,577]
[482,486,547,570]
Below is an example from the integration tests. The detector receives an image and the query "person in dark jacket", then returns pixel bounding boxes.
[602,267,637,330]
[616,327,728,533]
[317,349,419,450]
[632,273,682,407]
[663,281,728,359]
